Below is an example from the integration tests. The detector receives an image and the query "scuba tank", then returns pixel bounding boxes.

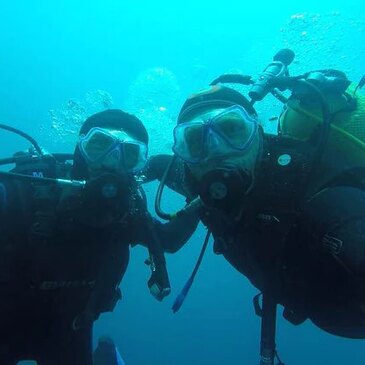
[278,70,365,194]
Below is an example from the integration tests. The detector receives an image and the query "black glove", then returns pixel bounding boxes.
[147,263,171,301]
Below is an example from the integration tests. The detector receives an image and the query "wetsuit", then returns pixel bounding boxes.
[0,169,198,364]
[147,135,365,339]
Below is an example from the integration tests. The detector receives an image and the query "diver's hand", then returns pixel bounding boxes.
[147,265,171,301]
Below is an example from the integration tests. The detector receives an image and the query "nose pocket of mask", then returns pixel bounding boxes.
[207,131,220,149]
[102,147,122,170]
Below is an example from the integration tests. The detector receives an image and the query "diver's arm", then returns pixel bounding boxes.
[134,209,199,253]
[142,154,172,183]
[153,210,199,253]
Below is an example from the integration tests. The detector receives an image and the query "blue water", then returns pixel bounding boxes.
[1,1,365,364]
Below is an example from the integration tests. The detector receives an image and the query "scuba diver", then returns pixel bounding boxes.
[0,109,198,365]
[150,49,365,364]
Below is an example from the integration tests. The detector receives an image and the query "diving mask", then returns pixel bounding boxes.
[78,127,148,173]
[173,105,258,164]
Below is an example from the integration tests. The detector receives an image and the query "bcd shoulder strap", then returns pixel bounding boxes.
[255,134,317,210]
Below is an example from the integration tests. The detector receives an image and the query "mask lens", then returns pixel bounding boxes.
[184,124,204,158]
[173,106,258,164]
[122,142,147,172]
[80,129,117,162]
[79,128,148,173]
[124,143,139,169]
[173,123,204,163]
[213,108,257,149]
